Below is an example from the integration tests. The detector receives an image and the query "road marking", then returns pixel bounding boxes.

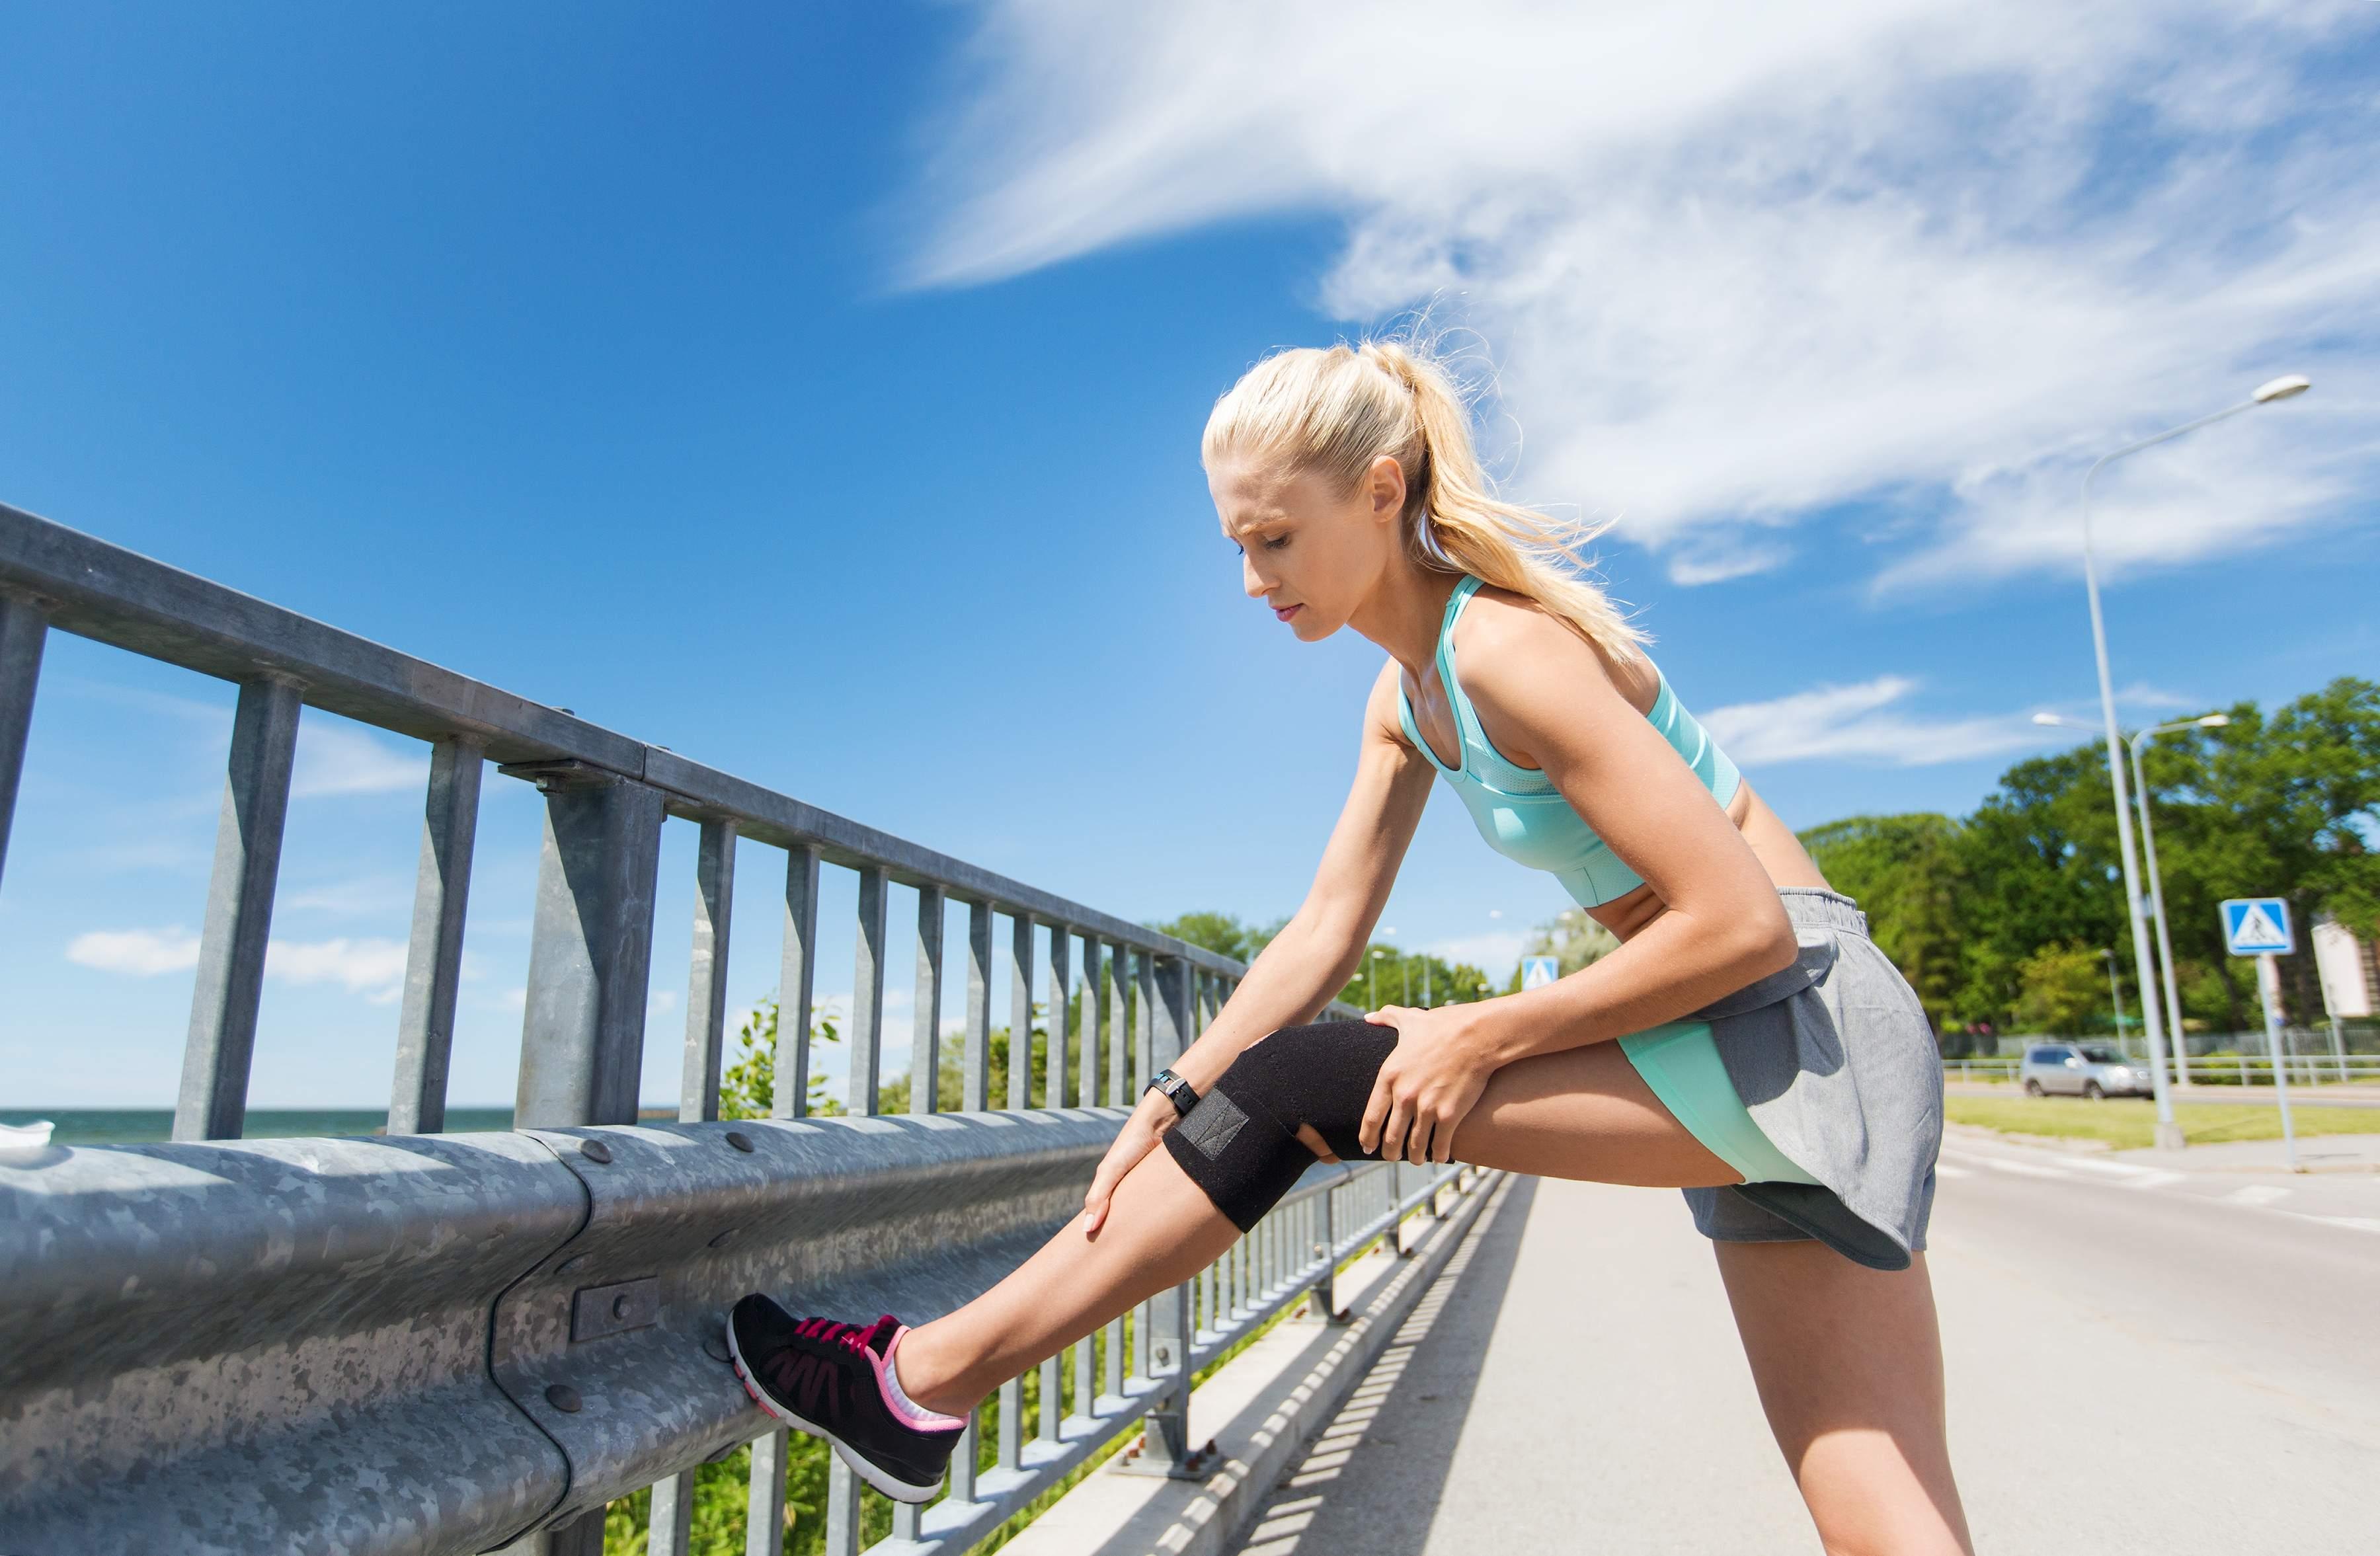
[1975,1157,2072,1180]
[2224,1185,2289,1207]
[2062,1157,2151,1177]
[2116,1171,2187,1190]
[1934,1162,1973,1179]
[2283,1214,2380,1235]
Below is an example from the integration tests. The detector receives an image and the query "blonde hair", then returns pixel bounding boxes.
[1202,336,1647,661]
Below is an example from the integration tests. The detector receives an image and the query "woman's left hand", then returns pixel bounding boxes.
[1359,1004,1497,1164]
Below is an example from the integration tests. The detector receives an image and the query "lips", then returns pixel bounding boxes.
[1273,603,1302,622]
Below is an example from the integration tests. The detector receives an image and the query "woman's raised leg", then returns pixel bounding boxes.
[1716,1242,1972,1556]
[894,1038,1731,1415]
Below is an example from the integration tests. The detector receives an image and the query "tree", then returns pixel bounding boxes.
[718,998,842,1120]
[1799,814,1965,1036]
[2013,942,2114,1036]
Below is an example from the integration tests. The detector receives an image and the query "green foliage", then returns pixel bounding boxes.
[1798,676,2380,1044]
[719,997,844,1120]
[1497,907,1620,993]
[2014,942,2116,1036]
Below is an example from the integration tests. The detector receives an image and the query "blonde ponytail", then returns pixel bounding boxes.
[1203,335,1647,661]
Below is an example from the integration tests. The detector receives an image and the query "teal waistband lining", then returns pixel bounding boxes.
[1619,1021,1819,1187]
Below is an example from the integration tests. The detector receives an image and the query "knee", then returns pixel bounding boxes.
[1160,1021,1398,1233]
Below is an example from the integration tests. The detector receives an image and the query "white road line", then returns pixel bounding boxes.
[2224,1185,2290,1207]
[2283,1214,2380,1235]
[2061,1157,2151,1177]
[2116,1171,2187,1190]
[1934,1162,1973,1179]
[1975,1157,2073,1180]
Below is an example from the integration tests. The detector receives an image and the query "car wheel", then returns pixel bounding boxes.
[2084,1081,2104,1101]
[2023,1079,2044,1097]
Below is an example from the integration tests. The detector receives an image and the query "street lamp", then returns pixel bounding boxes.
[2096,947,2131,1054]
[2131,714,2230,1087]
[1368,947,1390,1009]
[2067,373,2310,1149]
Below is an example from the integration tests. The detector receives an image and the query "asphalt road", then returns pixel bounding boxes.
[1225,1135,2380,1555]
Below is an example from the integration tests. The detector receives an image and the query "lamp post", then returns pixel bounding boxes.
[2130,714,2231,1087]
[1368,947,1390,1009]
[2098,947,2131,1055]
[2065,373,2310,1149]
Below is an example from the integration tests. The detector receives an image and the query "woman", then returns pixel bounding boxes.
[727,338,1968,1555]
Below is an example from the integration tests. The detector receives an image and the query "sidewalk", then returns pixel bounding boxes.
[2114,1132,2380,1173]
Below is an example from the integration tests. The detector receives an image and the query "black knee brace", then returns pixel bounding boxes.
[1159,1020,1398,1232]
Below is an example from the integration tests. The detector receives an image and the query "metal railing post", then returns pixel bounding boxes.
[1047,921,1071,1109]
[649,1470,695,1556]
[913,884,946,1112]
[512,767,666,1128]
[779,845,818,1119]
[390,736,485,1134]
[1139,954,1199,1473]
[1009,914,1035,1110]
[677,817,738,1122]
[964,900,992,1111]
[0,590,45,896]
[848,864,887,1116]
[175,677,303,1141]
[748,1427,789,1556]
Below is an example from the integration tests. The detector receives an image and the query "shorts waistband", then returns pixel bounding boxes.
[1776,887,1870,938]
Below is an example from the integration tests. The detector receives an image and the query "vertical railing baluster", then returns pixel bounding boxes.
[748,1427,789,1556]
[512,765,668,1129]
[964,901,992,1112]
[1008,914,1034,1110]
[949,1410,980,1508]
[389,736,484,1134]
[1046,923,1070,1108]
[893,1500,922,1544]
[912,884,946,1113]
[649,1470,695,1556]
[0,591,48,899]
[1080,933,1103,1111]
[850,863,887,1116]
[998,1370,1022,1479]
[1135,950,1156,1097]
[1105,940,1127,1107]
[823,1459,860,1556]
[677,817,738,1123]
[1142,954,1195,1471]
[779,844,819,1120]
[175,678,303,1142]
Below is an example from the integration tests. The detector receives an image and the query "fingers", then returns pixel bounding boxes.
[1364,1005,1402,1026]
[1359,1073,1390,1155]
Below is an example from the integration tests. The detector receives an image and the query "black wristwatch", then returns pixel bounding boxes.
[1144,1067,1199,1118]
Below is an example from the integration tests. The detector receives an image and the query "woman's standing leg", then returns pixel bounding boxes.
[1715,1242,1973,1556]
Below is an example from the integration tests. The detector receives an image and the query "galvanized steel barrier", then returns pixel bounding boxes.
[0,503,1480,1556]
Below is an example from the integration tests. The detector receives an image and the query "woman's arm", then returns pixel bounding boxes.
[1167,662,1436,1092]
[1441,594,1796,1070]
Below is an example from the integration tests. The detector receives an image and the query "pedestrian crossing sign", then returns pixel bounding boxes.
[1521,956,1559,990]
[2221,898,2294,956]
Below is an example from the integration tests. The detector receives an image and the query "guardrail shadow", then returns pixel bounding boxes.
[1230,1172,1540,1556]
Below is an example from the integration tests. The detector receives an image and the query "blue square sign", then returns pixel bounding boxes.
[2220,898,2294,956]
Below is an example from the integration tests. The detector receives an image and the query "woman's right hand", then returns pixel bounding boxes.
[1081,1091,1181,1237]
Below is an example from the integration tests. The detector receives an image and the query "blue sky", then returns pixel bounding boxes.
[4,3,2375,1109]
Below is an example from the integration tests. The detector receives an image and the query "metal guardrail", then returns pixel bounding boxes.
[1947,1044,2380,1089]
[0,502,1478,1556]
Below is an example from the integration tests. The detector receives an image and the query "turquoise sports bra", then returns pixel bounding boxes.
[1395,576,1743,908]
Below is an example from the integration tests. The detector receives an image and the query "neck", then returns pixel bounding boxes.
[1350,563,1462,681]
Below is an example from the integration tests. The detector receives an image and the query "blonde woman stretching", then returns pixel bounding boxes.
[727,339,1969,1556]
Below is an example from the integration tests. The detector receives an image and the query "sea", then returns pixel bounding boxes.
[1,1107,679,1146]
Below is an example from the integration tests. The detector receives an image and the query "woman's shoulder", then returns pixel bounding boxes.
[1453,582,1662,719]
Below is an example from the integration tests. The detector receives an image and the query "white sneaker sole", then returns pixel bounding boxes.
[723,1311,947,1505]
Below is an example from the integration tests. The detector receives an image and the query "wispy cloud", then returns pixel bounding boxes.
[906,0,2379,590]
[1702,676,2051,767]
[292,721,426,798]
[65,927,411,1001]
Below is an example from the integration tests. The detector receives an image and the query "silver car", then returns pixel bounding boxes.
[2019,1042,2154,1099]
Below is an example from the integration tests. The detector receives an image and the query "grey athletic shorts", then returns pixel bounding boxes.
[1685,888,1944,1270]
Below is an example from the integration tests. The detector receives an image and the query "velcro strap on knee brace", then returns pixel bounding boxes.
[1162,1082,1312,1234]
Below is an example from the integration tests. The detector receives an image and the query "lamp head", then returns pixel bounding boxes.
[2198,713,2231,728]
[2252,374,2311,404]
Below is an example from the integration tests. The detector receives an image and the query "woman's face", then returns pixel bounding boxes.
[1207,451,1406,643]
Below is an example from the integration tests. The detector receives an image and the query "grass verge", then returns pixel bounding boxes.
[1946,1095,2380,1150]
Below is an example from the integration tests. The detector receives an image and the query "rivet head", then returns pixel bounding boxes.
[612,1294,633,1320]
[555,1254,589,1275]
[702,1327,733,1364]
[708,1227,738,1249]
[545,1383,582,1413]
[724,1131,754,1153]
[579,1140,612,1165]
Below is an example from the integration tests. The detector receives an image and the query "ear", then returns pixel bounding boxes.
[1365,454,1406,525]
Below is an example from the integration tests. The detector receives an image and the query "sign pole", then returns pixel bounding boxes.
[2255,951,2299,1173]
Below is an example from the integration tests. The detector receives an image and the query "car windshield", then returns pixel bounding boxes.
[2077,1045,2127,1064]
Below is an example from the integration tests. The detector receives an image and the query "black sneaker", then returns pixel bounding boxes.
[725,1293,967,1503]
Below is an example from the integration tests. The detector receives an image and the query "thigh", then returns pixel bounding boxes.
[1714,1241,1972,1556]
[1445,1040,1743,1188]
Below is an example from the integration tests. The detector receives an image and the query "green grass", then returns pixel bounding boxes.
[1946,1095,2380,1150]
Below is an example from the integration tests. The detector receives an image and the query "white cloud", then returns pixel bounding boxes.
[905,0,2380,590]
[1702,676,2050,767]
[293,721,426,798]
[64,926,411,1001]
[65,925,202,976]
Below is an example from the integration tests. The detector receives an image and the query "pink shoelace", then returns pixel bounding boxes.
[793,1313,898,1356]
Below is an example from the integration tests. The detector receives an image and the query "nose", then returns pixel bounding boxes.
[1242,552,1271,599]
